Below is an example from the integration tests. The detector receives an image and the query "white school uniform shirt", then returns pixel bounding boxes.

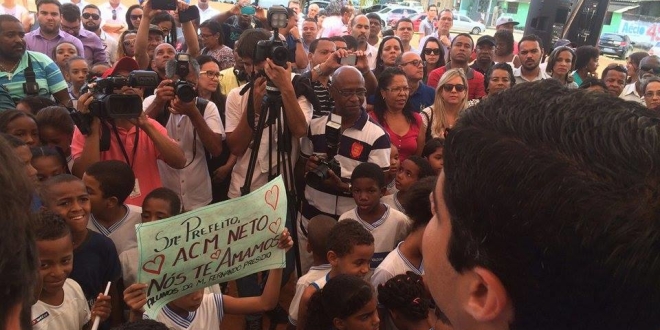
[381,192,405,213]
[150,293,224,329]
[339,204,410,270]
[88,204,142,255]
[144,96,226,210]
[31,279,90,330]
[225,74,313,199]
[288,264,331,326]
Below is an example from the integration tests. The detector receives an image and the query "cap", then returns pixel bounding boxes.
[476,35,496,47]
[102,57,140,78]
[240,5,256,15]
[554,39,576,48]
[149,24,164,35]
[496,16,519,27]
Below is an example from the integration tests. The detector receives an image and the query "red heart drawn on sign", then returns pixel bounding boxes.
[142,254,165,275]
[210,249,222,260]
[268,217,282,234]
[265,185,279,210]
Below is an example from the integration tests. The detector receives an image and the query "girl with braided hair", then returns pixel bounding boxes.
[377,272,432,330]
[304,274,380,330]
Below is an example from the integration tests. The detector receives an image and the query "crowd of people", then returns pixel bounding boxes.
[1,0,660,329]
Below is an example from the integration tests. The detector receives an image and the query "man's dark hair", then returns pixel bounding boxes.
[0,14,20,31]
[517,34,543,52]
[143,187,182,217]
[327,219,374,257]
[450,33,474,49]
[427,4,437,11]
[0,135,37,330]
[443,78,660,329]
[236,28,271,60]
[578,77,607,90]
[493,29,514,54]
[85,160,136,204]
[366,13,380,22]
[340,6,352,15]
[309,37,332,54]
[82,3,100,14]
[602,64,628,81]
[61,2,81,22]
[342,35,358,51]
[36,0,62,12]
[395,17,413,30]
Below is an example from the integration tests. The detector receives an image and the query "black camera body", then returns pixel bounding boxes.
[307,114,343,186]
[254,39,289,68]
[71,70,158,135]
[171,53,197,102]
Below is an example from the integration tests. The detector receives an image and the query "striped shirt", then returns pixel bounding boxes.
[299,109,390,230]
[0,51,67,101]
[311,79,334,118]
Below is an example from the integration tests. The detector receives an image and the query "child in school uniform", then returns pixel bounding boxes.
[288,215,337,328]
[372,177,436,330]
[40,174,123,326]
[339,162,409,270]
[296,219,376,330]
[382,156,435,213]
[122,229,294,329]
[30,210,111,330]
[83,160,142,255]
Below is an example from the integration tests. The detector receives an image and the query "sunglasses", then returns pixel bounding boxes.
[441,84,466,92]
[130,14,143,20]
[112,9,117,20]
[82,13,100,20]
[640,66,660,75]
[423,48,441,55]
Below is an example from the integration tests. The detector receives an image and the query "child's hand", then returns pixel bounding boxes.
[90,293,111,322]
[123,283,148,313]
[278,228,294,252]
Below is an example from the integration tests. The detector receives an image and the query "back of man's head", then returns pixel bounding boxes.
[443,78,660,329]
[236,28,271,61]
[61,2,81,22]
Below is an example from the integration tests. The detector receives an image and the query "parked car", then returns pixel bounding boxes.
[383,7,421,27]
[650,41,660,57]
[598,33,633,59]
[361,4,388,14]
[409,13,427,31]
[399,0,423,12]
[450,14,485,35]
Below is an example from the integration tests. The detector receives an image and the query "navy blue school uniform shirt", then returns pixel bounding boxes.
[408,82,435,113]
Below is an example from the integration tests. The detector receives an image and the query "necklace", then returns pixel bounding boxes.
[0,60,19,73]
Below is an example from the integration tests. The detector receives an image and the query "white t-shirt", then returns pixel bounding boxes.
[88,204,142,255]
[288,264,331,326]
[151,293,223,329]
[31,279,90,330]
[0,4,27,21]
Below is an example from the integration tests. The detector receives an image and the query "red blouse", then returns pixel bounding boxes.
[369,111,423,162]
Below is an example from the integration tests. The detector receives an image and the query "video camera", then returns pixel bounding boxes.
[253,5,289,68]
[70,70,158,135]
[170,53,197,103]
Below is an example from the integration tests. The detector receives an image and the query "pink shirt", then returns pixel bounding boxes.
[71,118,170,206]
[369,111,423,162]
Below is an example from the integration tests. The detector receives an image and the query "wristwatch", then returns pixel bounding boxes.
[295,38,303,43]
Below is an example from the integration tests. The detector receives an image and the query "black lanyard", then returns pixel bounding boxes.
[111,122,139,169]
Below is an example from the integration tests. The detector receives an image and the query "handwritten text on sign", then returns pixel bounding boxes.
[136,176,287,318]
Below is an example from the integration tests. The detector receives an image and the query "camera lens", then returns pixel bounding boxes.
[271,46,289,67]
[176,82,197,103]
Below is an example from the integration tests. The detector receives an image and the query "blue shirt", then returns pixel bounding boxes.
[0,51,68,101]
[25,28,85,59]
[408,82,435,113]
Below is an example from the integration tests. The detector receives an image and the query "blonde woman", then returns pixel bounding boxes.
[421,68,469,139]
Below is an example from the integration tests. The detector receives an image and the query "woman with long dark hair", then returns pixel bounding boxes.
[151,11,177,47]
[199,20,235,70]
[371,67,424,162]
[125,4,142,30]
[546,46,578,88]
[373,35,403,79]
[419,37,445,84]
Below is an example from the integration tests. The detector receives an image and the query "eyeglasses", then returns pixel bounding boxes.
[423,48,441,55]
[82,13,100,20]
[123,40,135,46]
[112,9,117,20]
[385,86,411,94]
[200,70,221,78]
[333,87,367,98]
[640,66,660,75]
[400,59,424,67]
[130,14,142,20]
[645,91,660,98]
[441,84,466,92]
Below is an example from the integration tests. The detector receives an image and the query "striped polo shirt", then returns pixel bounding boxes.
[0,50,67,101]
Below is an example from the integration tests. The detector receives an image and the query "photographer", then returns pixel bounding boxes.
[298,66,391,273]
[143,54,225,211]
[280,7,308,71]
[211,2,268,49]
[134,0,199,73]
[225,27,313,329]
[70,57,186,207]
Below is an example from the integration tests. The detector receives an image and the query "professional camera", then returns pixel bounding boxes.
[253,5,289,68]
[163,53,198,103]
[70,70,158,135]
[307,114,342,185]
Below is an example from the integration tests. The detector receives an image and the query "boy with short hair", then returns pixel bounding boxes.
[295,219,375,330]
[30,209,111,329]
[40,174,122,325]
[339,162,409,270]
[288,215,337,327]
[83,160,143,255]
